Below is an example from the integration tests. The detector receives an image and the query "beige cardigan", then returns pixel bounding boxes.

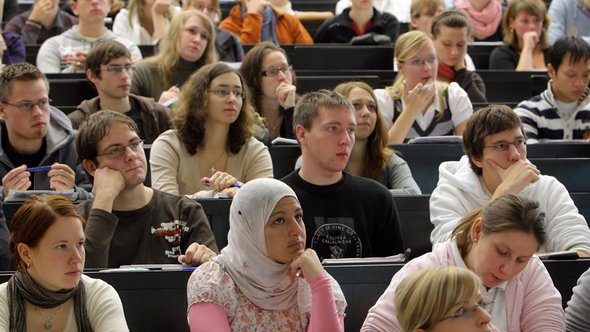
[149,130,273,195]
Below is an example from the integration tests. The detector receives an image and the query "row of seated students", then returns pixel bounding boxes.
[1,53,590,329]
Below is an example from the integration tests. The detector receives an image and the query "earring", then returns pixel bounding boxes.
[26,261,31,269]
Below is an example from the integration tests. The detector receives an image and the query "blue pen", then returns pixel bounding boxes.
[27,166,52,172]
[204,178,242,188]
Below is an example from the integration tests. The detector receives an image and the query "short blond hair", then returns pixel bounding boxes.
[395,266,482,332]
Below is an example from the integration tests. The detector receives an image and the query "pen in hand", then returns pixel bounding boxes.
[203,178,242,188]
[26,166,52,172]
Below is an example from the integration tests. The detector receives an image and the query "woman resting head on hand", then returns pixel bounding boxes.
[186,178,347,331]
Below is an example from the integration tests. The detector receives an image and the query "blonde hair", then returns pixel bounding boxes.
[502,0,550,50]
[386,30,448,116]
[144,10,218,87]
[395,266,482,332]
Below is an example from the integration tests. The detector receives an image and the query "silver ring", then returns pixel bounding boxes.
[76,61,81,66]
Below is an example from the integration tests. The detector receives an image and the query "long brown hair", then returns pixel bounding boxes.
[172,62,256,155]
[452,194,546,259]
[334,81,392,178]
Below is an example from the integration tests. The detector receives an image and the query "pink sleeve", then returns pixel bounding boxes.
[188,303,232,332]
[308,273,345,332]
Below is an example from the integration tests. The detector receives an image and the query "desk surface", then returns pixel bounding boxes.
[0,259,588,332]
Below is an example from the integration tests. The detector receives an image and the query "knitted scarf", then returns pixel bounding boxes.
[455,0,502,40]
[7,271,93,332]
[438,60,456,82]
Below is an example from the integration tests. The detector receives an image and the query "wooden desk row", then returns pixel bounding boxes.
[1,259,587,332]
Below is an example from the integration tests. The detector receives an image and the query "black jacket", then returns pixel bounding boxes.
[314,7,399,45]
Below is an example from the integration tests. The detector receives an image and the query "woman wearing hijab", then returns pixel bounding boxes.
[186,178,347,331]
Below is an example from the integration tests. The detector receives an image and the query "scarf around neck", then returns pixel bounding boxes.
[438,60,456,82]
[455,0,502,39]
[7,270,93,332]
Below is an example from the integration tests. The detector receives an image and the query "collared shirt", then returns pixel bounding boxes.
[450,239,508,332]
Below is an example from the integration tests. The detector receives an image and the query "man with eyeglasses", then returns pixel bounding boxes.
[0,63,92,270]
[430,104,590,253]
[35,0,142,73]
[68,40,171,144]
[514,35,590,143]
[76,110,218,268]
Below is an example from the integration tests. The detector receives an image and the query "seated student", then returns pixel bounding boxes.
[515,36,590,143]
[333,81,421,195]
[36,0,142,73]
[187,178,347,331]
[4,0,78,45]
[374,30,473,144]
[409,0,445,34]
[183,0,245,62]
[240,42,297,142]
[282,89,404,260]
[0,63,92,270]
[0,30,25,66]
[431,10,487,103]
[0,195,128,331]
[363,194,566,332]
[566,266,590,332]
[548,0,590,45]
[75,110,218,268]
[130,10,218,105]
[395,266,495,332]
[150,62,272,199]
[112,0,174,45]
[453,0,502,42]
[489,0,550,71]
[314,0,400,45]
[69,40,172,144]
[430,104,590,252]
[335,0,411,25]
[218,0,313,44]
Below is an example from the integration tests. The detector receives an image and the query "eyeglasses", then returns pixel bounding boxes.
[260,65,292,77]
[483,139,525,152]
[437,299,493,324]
[352,101,377,112]
[208,88,246,99]
[101,64,134,74]
[96,139,144,159]
[192,2,217,13]
[401,56,437,67]
[2,98,51,112]
[184,27,210,41]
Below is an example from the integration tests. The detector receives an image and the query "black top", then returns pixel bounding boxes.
[314,7,399,46]
[489,45,551,70]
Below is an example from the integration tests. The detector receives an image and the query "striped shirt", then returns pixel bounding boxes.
[515,81,590,143]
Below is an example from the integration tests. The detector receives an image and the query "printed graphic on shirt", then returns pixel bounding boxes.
[311,220,362,260]
[150,219,189,258]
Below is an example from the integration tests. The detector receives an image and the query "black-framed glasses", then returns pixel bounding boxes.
[207,88,246,99]
[260,65,292,77]
[483,139,525,152]
[96,139,144,159]
[2,98,51,112]
[101,64,134,74]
